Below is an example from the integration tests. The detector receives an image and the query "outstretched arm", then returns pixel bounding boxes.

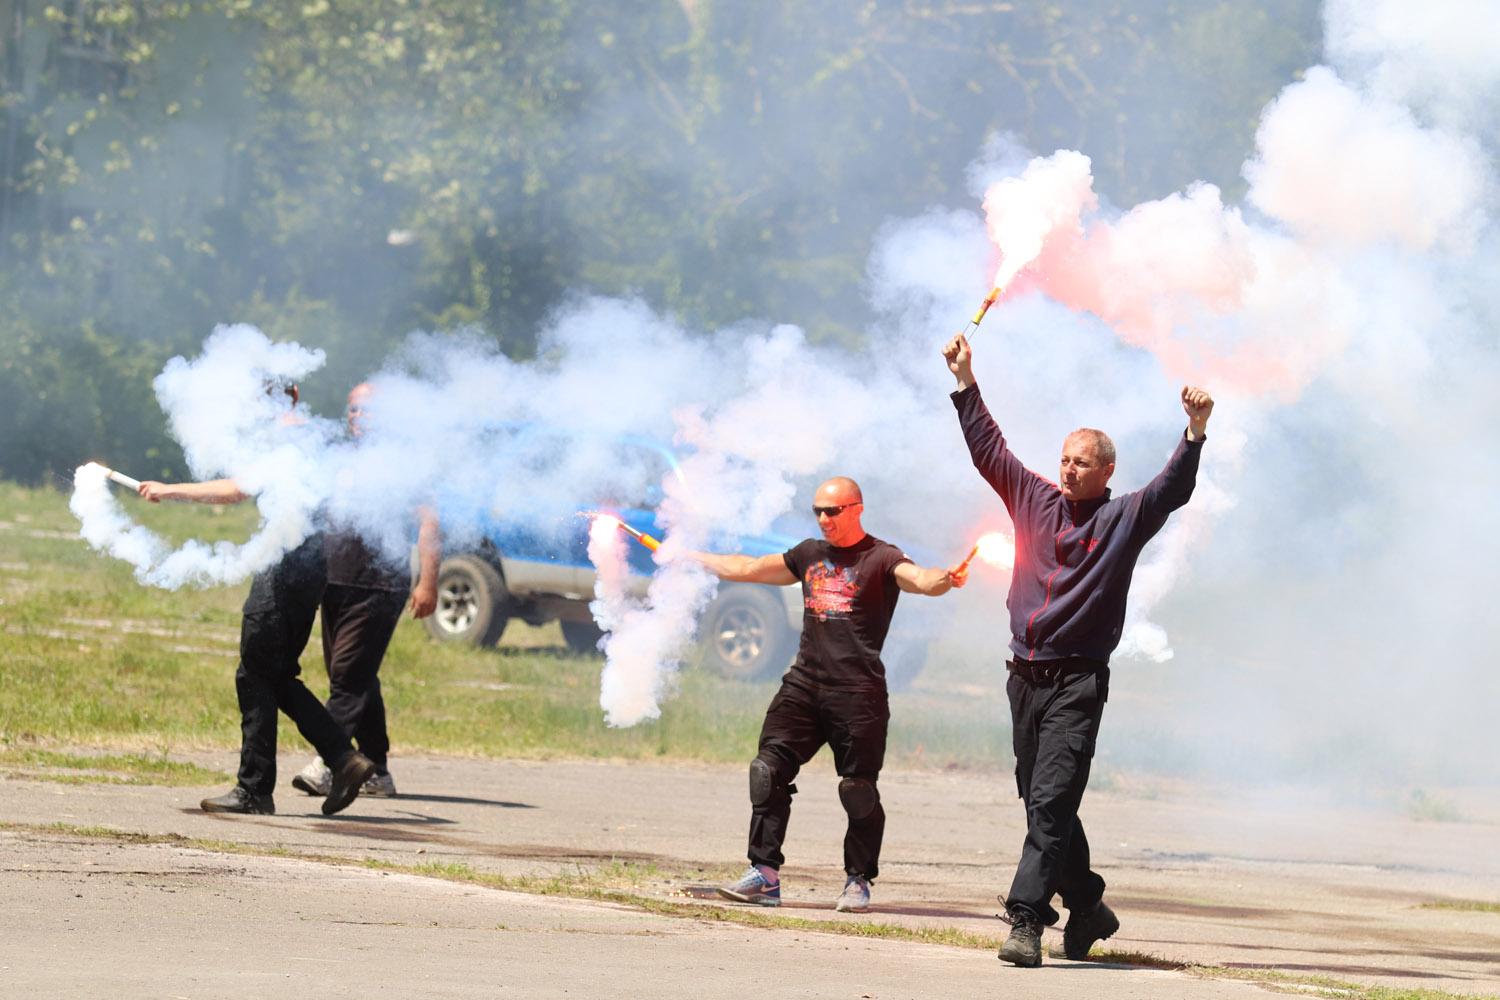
[409,506,441,619]
[893,561,964,596]
[690,552,797,586]
[943,333,1039,511]
[137,479,248,504]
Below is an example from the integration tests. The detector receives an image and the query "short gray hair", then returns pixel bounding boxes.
[1068,428,1115,466]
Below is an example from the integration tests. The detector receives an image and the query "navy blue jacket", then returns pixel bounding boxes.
[952,384,1203,663]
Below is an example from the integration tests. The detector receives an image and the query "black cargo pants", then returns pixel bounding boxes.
[747,675,890,879]
[320,583,409,771]
[235,549,354,796]
[1004,658,1110,924]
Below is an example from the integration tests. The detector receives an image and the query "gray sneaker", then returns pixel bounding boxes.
[716,866,781,906]
[362,771,397,797]
[835,875,871,912]
[291,757,331,796]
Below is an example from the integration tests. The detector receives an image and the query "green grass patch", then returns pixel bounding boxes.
[0,483,1011,769]
[1404,789,1465,823]
[1418,899,1500,914]
[1086,947,1187,968]
[0,748,230,786]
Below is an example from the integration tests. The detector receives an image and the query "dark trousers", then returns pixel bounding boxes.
[1005,660,1110,924]
[748,676,889,879]
[320,584,408,770]
[235,601,352,796]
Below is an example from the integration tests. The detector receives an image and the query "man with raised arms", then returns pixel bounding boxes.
[941,330,1214,966]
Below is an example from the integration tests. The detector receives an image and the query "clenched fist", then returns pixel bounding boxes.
[943,332,975,390]
[1181,386,1214,440]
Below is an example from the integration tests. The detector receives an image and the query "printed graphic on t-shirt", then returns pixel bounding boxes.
[805,560,859,620]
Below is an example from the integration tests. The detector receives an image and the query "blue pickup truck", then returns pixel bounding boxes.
[421,429,806,681]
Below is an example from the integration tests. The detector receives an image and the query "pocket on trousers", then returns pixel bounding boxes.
[1065,729,1096,759]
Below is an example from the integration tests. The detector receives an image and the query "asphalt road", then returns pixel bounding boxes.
[3,754,1498,998]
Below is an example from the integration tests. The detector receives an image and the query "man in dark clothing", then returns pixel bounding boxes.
[941,330,1214,966]
[695,476,964,913]
[138,404,376,816]
[292,382,440,799]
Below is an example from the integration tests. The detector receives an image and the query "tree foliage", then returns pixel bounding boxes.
[0,0,1318,483]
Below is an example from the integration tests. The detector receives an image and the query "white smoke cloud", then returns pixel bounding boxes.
[72,324,338,588]
[70,463,168,571]
[67,0,1500,776]
[1246,66,1487,251]
[588,515,715,728]
[1324,0,1500,130]
[980,149,1096,290]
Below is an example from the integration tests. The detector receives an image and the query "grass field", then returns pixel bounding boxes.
[0,482,1013,771]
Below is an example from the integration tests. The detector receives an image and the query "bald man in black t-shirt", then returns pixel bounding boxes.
[694,476,964,913]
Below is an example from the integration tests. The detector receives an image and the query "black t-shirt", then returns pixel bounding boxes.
[325,529,411,592]
[782,534,913,689]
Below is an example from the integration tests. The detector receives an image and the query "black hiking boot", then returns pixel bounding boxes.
[1063,899,1120,960]
[998,907,1043,967]
[322,751,376,816]
[200,785,274,815]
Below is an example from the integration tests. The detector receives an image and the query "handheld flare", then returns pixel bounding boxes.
[614,518,661,553]
[954,541,982,577]
[87,462,141,492]
[969,286,1002,328]
[954,531,1017,577]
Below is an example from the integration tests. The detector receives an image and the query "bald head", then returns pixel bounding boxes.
[813,476,866,547]
[815,476,863,506]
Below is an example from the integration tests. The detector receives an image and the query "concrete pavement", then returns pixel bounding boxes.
[2,754,1498,998]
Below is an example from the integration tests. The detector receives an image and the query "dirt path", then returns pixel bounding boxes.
[3,755,1498,997]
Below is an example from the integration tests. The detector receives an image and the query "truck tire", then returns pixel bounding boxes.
[560,619,605,655]
[699,585,796,682]
[423,555,509,647]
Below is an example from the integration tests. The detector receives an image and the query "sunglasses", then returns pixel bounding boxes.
[812,503,861,518]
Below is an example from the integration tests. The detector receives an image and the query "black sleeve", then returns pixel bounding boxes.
[783,540,815,581]
[885,543,914,580]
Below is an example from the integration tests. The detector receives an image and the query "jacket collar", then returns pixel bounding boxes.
[1064,488,1111,523]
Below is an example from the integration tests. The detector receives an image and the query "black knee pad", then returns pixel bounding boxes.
[749,757,775,807]
[838,777,879,820]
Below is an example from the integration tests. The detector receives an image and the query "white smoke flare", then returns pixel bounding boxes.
[69,463,168,570]
[71,325,338,588]
[588,515,716,728]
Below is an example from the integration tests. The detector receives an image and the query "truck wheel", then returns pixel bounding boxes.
[560,619,605,655]
[424,555,509,647]
[699,586,795,682]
